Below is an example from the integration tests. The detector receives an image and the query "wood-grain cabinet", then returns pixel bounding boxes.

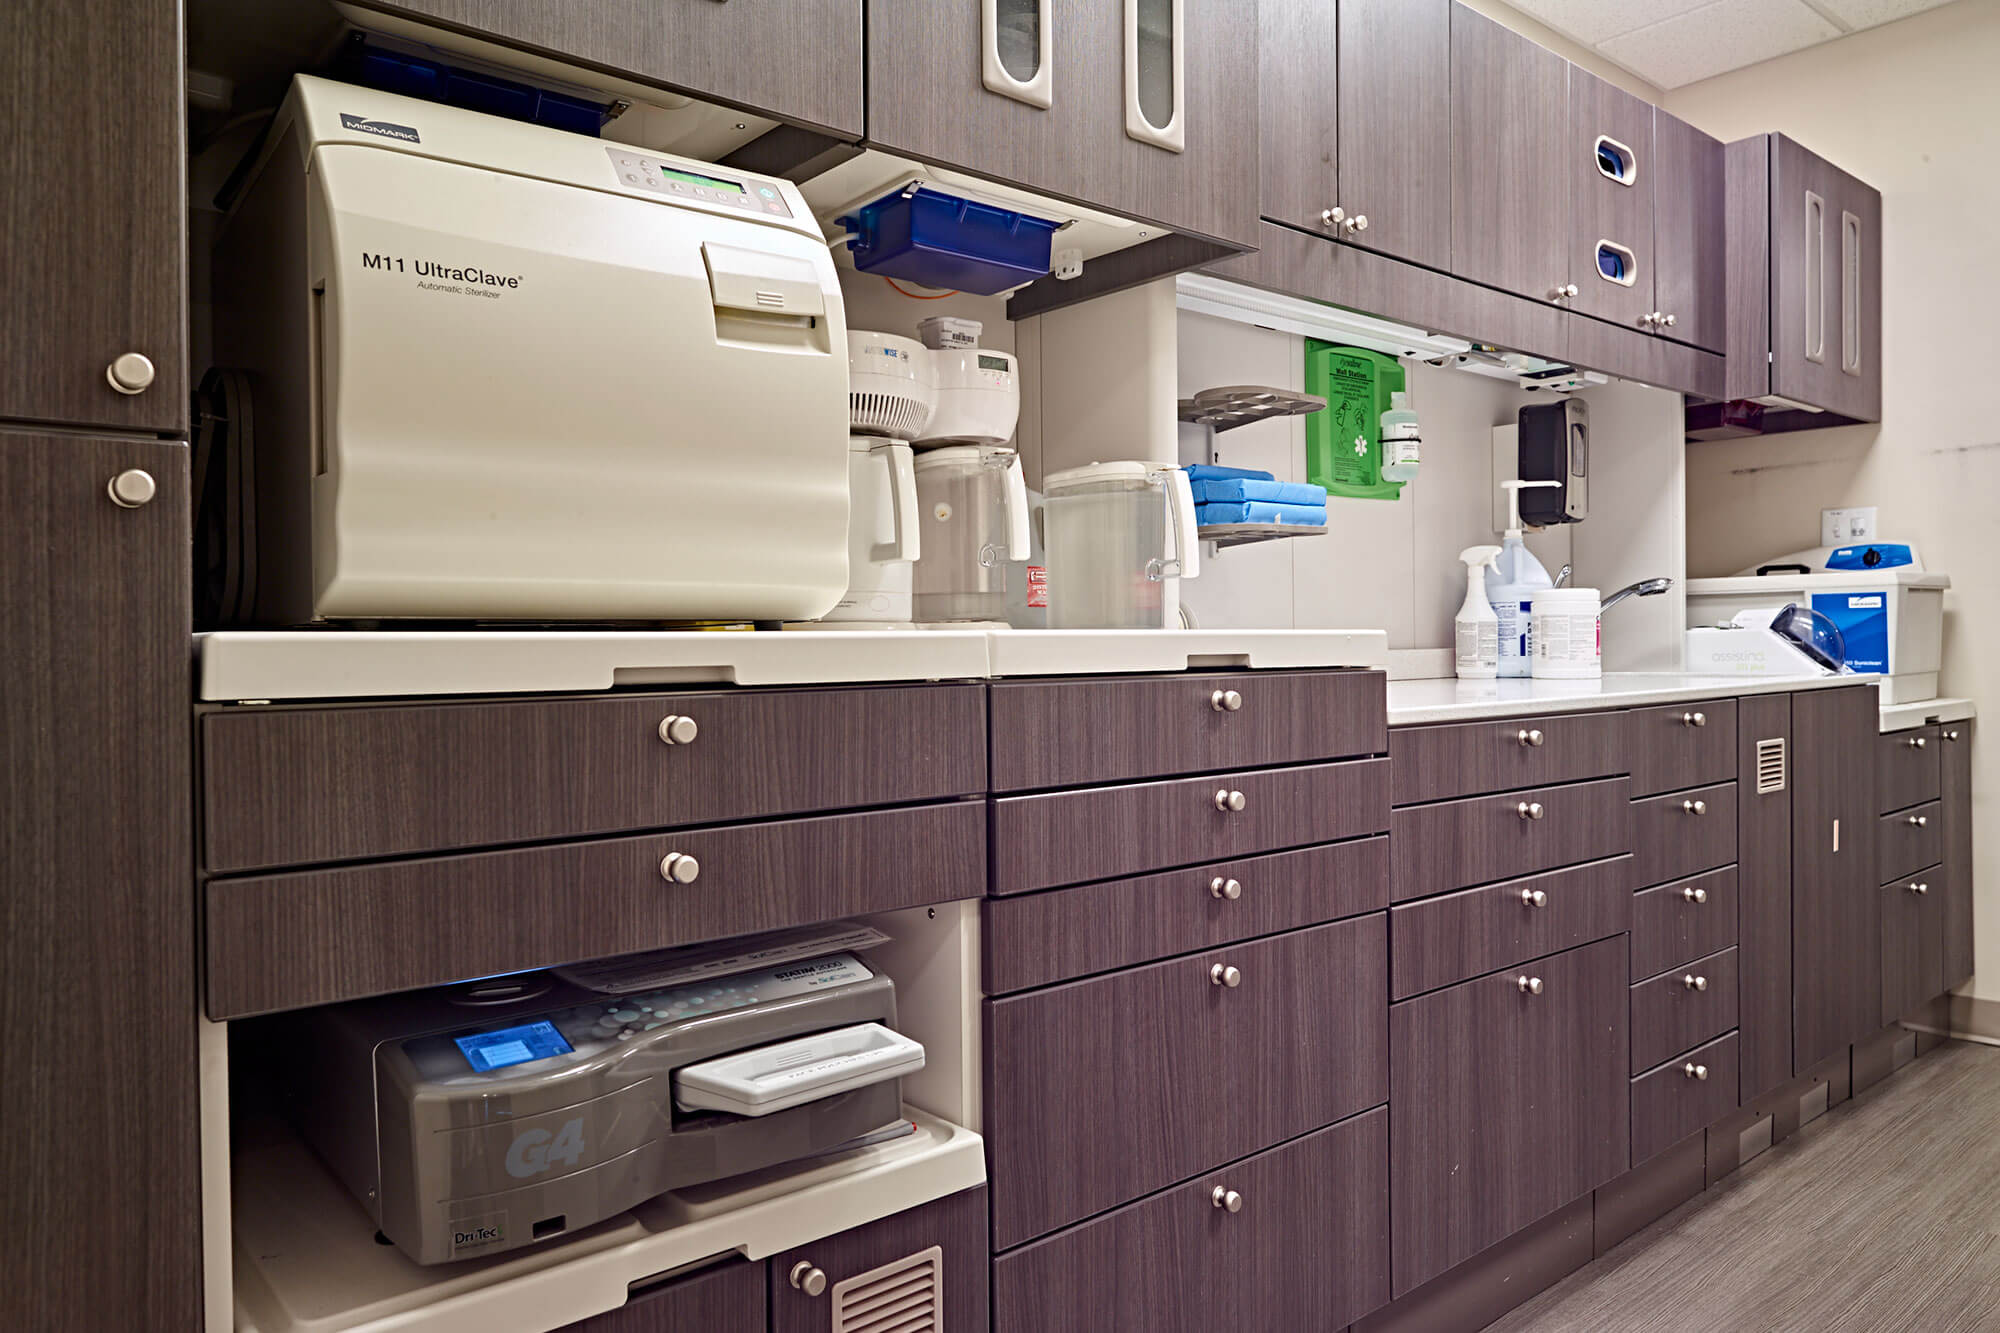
[865,0,1259,247]
[1879,721,1975,1023]
[1791,685,1883,1070]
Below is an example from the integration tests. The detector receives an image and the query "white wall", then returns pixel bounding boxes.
[1664,0,1998,1002]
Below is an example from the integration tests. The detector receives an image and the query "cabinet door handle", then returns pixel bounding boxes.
[1210,963,1242,988]
[1683,974,1708,992]
[657,714,699,745]
[788,1261,827,1297]
[1907,735,1928,749]
[1520,888,1548,908]
[1549,283,1579,302]
[1517,728,1545,748]
[659,852,701,884]
[106,351,156,394]
[1210,876,1242,900]
[1210,688,1243,712]
[1682,885,1709,904]
[1662,313,1678,328]
[1841,208,1863,376]
[1322,206,1346,229]
[1682,710,1707,728]
[1806,190,1828,364]
[1683,1062,1709,1081]
[1211,1186,1244,1213]
[1518,975,1543,995]
[1907,814,1929,828]
[1214,789,1246,813]
[1517,801,1545,821]
[1682,799,1708,816]
[107,469,158,508]
[982,0,1053,108]
[1344,214,1369,234]
[1946,729,1963,742]
[1910,882,1930,895]
[1123,0,1186,152]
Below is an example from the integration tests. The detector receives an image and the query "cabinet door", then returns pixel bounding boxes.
[1827,160,1885,421]
[1451,5,1569,301]
[364,0,862,136]
[1566,68,1655,331]
[1942,722,1976,990]
[867,0,1258,247]
[0,0,184,433]
[0,433,197,1329]
[1880,875,1944,1025]
[559,1260,764,1332]
[1736,694,1794,1103]
[1791,685,1881,1072]
[1257,0,1339,234]
[1389,936,1627,1296]
[1336,0,1452,268]
[1653,109,1727,352]
[1771,136,1881,422]
[770,1188,988,1333]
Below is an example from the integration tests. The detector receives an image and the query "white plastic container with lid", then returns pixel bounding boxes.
[1531,588,1602,679]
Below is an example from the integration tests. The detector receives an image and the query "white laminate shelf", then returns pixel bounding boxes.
[231,1107,983,1333]
[1384,672,1883,727]
[1879,696,1977,733]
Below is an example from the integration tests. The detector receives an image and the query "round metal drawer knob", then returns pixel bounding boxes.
[1907,735,1927,749]
[106,351,156,395]
[1212,1186,1244,1213]
[1684,974,1708,992]
[659,852,701,884]
[1684,799,1708,816]
[1683,886,1708,904]
[1517,728,1545,748]
[1947,730,1962,742]
[789,1261,827,1297]
[1911,882,1930,895]
[1518,975,1543,996]
[1517,801,1545,821]
[1322,206,1347,228]
[1210,876,1243,901]
[1210,963,1242,989]
[106,469,157,508]
[1211,688,1243,712]
[1683,711,1707,727]
[1215,789,1247,813]
[1521,888,1548,908]
[1907,814,1929,827]
[1684,1062,1709,1081]
[657,714,699,745]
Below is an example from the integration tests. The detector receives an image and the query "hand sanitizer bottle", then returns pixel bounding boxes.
[1456,545,1504,679]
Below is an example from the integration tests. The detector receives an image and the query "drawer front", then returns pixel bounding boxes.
[991,759,1391,895]
[1630,782,1737,889]
[1878,726,1942,814]
[1631,1032,1739,1166]
[1631,866,1739,981]
[1630,946,1739,1073]
[558,1259,765,1333]
[984,837,1388,995]
[1879,801,1944,885]
[1389,711,1625,806]
[992,1109,1389,1333]
[988,670,1385,792]
[1881,869,1946,1024]
[1390,856,1634,1000]
[1624,700,1738,798]
[984,916,1387,1248]
[205,801,983,1019]
[202,684,987,872]
[1390,777,1632,903]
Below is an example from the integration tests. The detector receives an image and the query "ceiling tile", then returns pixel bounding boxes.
[1504,0,1716,45]
[1808,0,1959,30]
[1598,0,1842,88]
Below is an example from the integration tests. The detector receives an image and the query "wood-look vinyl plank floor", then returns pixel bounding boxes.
[1488,1041,2000,1332]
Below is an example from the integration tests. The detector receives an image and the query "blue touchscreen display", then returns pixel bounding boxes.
[455,1020,573,1073]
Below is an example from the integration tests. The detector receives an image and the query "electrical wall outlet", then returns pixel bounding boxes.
[1822,507,1878,545]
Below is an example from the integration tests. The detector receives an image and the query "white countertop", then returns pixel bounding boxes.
[1879,695,1978,733]
[197,627,1389,702]
[1385,671,1881,726]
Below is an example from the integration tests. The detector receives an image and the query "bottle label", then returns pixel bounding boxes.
[1386,436,1421,467]
[1025,566,1048,608]
[1456,620,1498,671]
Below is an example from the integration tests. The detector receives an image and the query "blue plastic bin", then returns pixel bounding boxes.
[837,186,1060,295]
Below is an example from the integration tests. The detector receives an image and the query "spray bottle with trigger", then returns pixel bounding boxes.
[1456,545,1504,680]
[1490,480,1563,678]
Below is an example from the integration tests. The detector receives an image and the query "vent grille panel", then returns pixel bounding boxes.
[1757,737,1787,794]
[832,1246,942,1333]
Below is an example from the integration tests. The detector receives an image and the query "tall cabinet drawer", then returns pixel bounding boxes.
[992,1110,1389,1333]
[1390,777,1632,902]
[1878,726,1942,813]
[1630,782,1737,888]
[991,759,1390,895]
[202,684,987,872]
[989,670,1385,792]
[1624,700,1737,797]
[984,916,1387,1248]
[1389,711,1625,806]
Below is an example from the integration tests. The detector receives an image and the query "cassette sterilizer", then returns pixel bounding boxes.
[261,954,923,1265]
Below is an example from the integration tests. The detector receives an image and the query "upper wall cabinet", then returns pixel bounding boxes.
[1723,133,1882,423]
[1652,110,1726,354]
[352,0,864,137]
[1451,6,1569,303]
[1567,69,1656,333]
[866,0,1258,248]
[1,0,185,434]
[1259,0,1451,269]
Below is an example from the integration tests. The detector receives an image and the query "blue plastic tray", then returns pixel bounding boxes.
[838,186,1059,295]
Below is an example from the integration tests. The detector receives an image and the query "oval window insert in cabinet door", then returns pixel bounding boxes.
[984,0,1053,108]
[1125,0,1185,152]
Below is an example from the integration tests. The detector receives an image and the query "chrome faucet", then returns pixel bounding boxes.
[1555,564,1573,588]
[1602,577,1673,611]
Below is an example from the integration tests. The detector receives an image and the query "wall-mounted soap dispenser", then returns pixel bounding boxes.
[1517,399,1589,525]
